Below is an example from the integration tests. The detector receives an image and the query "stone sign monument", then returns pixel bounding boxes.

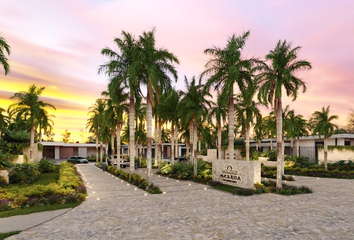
[212,159,261,189]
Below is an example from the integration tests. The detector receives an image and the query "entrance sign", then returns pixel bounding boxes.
[212,159,261,189]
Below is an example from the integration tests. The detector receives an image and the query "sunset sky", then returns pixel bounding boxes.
[1,0,353,142]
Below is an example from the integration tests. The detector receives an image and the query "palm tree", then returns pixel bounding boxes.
[10,85,56,160]
[0,107,9,140]
[257,40,312,189]
[99,31,142,174]
[0,34,11,75]
[253,115,265,151]
[292,114,308,157]
[179,76,211,175]
[310,106,338,169]
[36,108,54,143]
[106,81,128,169]
[87,98,106,162]
[208,91,228,159]
[159,88,181,164]
[133,28,179,185]
[203,31,258,161]
[235,80,261,161]
[263,113,276,150]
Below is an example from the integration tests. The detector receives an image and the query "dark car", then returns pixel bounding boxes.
[67,156,89,164]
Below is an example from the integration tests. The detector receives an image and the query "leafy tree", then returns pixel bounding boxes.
[346,109,354,133]
[310,106,338,169]
[292,114,308,156]
[0,34,11,75]
[61,129,71,143]
[257,40,311,189]
[0,107,9,140]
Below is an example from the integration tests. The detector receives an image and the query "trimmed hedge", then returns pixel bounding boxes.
[96,163,162,194]
[0,162,87,211]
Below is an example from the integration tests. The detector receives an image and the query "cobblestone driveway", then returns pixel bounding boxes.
[8,165,354,240]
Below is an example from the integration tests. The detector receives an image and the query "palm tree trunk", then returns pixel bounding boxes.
[157,119,162,170]
[198,140,201,155]
[117,121,121,170]
[228,95,234,160]
[275,97,283,189]
[139,142,142,167]
[95,135,98,163]
[270,137,273,150]
[30,124,34,161]
[246,125,250,161]
[189,119,194,164]
[218,121,221,159]
[193,121,198,176]
[39,129,42,143]
[129,94,135,174]
[282,135,285,175]
[146,90,153,186]
[105,141,109,164]
[111,132,115,166]
[154,116,158,165]
[100,142,103,163]
[296,136,300,157]
[324,137,328,169]
[171,125,175,165]
[175,125,178,158]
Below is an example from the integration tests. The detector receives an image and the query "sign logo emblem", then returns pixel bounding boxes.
[220,165,242,183]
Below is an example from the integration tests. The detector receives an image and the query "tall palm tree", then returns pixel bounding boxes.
[310,106,338,169]
[179,76,211,175]
[10,85,56,160]
[208,91,228,159]
[0,34,11,75]
[0,107,9,140]
[159,88,181,164]
[257,40,312,189]
[263,113,276,150]
[87,98,106,162]
[133,28,179,185]
[292,114,308,157]
[203,31,258,161]
[106,81,128,169]
[36,108,54,143]
[99,31,142,174]
[235,80,261,161]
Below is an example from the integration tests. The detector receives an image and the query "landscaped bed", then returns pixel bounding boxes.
[157,160,312,196]
[95,162,162,194]
[0,161,87,217]
[262,159,354,179]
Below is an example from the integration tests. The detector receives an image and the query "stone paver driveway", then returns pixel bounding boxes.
[8,164,354,240]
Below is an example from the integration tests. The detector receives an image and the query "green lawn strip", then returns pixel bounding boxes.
[210,184,238,194]
[0,202,81,218]
[4,165,60,189]
[0,231,21,240]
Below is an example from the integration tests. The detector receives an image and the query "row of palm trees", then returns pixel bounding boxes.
[86,29,316,189]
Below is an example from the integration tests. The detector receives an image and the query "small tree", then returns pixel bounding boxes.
[310,106,338,169]
[346,109,354,133]
[61,129,71,143]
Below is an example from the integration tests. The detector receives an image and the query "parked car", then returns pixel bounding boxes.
[67,156,89,164]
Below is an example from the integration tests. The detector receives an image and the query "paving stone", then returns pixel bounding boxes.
[7,164,354,240]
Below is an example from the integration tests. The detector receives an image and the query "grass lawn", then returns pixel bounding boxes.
[211,184,238,194]
[0,231,21,240]
[1,165,83,218]
[3,165,60,189]
[0,202,81,218]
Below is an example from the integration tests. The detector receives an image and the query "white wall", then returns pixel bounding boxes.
[318,148,354,164]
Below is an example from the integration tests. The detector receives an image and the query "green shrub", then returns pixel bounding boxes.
[9,163,40,184]
[235,188,254,196]
[199,149,207,156]
[0,175,8,187]
[38,157,56,173]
